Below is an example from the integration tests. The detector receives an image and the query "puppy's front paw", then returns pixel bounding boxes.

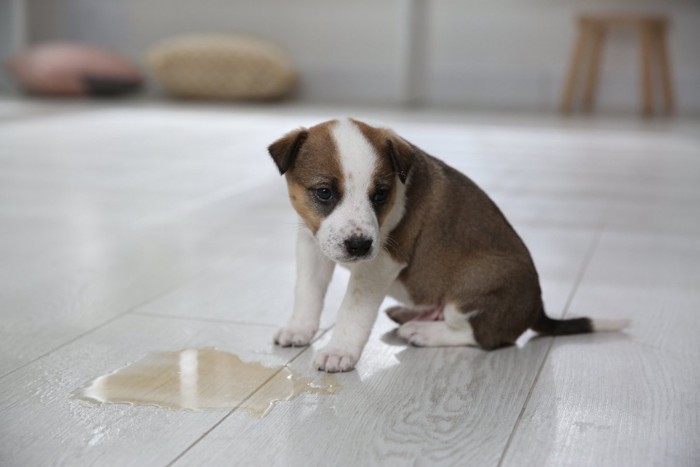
[274,323,317,347]
[314,347,358,373]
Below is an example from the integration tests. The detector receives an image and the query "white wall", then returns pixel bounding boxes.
[426,0,700,114]
[14,0,700,114]
[0,0,26,92]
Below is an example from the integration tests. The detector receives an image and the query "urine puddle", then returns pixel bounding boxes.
[77,347,339,417]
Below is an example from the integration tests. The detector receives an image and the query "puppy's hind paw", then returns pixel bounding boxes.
[397,321,431,347]
[274,323,317,347]
[397,321,452,347]
[397,320,476,347]
[314,347,358,373]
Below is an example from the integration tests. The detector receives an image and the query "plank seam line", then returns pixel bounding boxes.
[0,264,218,381]
[166,327,333,466]
[496,219,606,467]
[130,310,280,328]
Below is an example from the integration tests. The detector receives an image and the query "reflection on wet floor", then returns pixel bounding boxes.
[78,347,339,417]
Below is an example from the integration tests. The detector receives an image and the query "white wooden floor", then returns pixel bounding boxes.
[1,99,699,466]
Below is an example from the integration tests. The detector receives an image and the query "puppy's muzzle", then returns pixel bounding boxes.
[344,235,373,259]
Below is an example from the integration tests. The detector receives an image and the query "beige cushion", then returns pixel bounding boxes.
[148,35,296,100]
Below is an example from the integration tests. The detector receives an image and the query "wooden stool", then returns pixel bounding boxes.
[560,14,675,116]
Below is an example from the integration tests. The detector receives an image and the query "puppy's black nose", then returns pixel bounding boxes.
[344,236,373,257]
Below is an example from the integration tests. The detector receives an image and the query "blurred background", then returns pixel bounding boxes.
[2,0,699,114]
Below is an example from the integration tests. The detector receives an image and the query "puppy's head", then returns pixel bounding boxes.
[268,118,413,263]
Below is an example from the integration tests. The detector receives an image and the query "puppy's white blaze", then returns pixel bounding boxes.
[592,318,631,332]
[332,118,378,195]
[316,119,381,261]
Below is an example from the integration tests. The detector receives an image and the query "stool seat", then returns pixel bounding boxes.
[580,13,668,27]
[560,13,675,116]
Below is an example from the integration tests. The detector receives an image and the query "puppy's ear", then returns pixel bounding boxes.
[386,133,415,184]
[267,128,308,175]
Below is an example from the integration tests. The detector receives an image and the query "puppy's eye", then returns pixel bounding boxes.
[372,187,390,204]
[314,187,333,202]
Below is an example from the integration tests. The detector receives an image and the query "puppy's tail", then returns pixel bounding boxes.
[532,310,630,336]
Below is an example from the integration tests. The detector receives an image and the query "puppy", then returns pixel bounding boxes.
[267,118,628,373]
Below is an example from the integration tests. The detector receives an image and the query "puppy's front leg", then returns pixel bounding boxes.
[275,228,335,347]
[315,253,402,373]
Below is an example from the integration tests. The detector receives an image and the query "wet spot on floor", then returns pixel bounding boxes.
[77,347,339,417]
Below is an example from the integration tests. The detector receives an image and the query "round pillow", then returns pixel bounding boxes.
[148,35,296,100]
[4,42,143,97]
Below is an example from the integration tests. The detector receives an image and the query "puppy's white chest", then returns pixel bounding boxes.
[338,259,413,305]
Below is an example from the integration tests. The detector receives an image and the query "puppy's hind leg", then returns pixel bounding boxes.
[386,304,444,324]
[397,304,478,347]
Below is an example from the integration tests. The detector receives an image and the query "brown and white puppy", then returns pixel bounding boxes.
[267,118,628,373]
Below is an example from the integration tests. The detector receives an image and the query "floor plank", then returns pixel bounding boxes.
[132,247,350,329]
[0,109,300,375]
[174,314,554,467]
[500,335,700,467]
[500,227,700,466]
[1,99,698,466]
[581,230,700,291]
[0,314,303,467]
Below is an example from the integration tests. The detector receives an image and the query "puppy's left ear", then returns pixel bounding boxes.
[268,128,308,175]
[387,133,415,184]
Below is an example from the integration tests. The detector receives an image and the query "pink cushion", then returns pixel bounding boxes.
[5,42,142,96]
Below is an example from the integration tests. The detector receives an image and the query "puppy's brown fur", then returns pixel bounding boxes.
[269,119,622,356]
[386,141,549,349]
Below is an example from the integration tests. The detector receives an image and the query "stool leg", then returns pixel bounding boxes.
[582,24,605,112]
[640,24,654,116]
[560,23,589,113]
[655,25,675,114]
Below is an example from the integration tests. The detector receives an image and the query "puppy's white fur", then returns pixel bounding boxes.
[316,119,380,263]
[398,305,478,347]
[275,119,407,371]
